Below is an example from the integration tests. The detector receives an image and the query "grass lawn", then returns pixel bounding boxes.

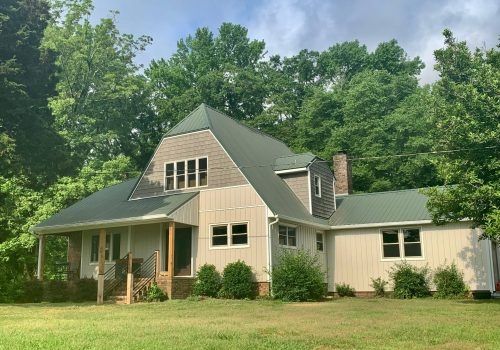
[1,298,499,350]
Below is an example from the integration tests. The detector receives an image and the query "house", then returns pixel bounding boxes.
[32,103,499,302]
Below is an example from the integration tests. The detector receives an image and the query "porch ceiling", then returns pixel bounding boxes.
[32,178,199,234]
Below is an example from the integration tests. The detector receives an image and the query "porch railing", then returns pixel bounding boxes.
[133,251,159,299]
[103,253,129,299]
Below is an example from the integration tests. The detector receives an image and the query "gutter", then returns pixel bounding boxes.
[31,214,171,235]
[275,214,331,230]
[330,220,433,230]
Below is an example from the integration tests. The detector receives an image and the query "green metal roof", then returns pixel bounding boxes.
[273,153,316,171]
[33,178,198,233]
[330,189,431,227]
[160,104,329,226]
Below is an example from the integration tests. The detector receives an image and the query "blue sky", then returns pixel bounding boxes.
[91,0,499,83]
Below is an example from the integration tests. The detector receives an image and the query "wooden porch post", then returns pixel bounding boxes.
[168,222,175,276]
[97,228,106,304]
[126,252,133,304]
[37,235,45,281]
[155,250,160,278]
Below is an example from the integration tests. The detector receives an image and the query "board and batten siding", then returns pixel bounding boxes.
[309,160,335,219]
[279,171,309,210]
[131,130,247,199]
[270,221,328,281]
[196,184,269,281]
[329,222,491,292]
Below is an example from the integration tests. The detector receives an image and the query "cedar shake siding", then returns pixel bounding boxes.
[131,130,247,199]
[310,160,335,219]
[280,171,310,211]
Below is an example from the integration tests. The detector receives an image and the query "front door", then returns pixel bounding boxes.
[165,227,192,276]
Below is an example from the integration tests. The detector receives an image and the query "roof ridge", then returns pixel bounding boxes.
[276,152,316,159]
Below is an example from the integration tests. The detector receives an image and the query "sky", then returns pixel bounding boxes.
[91,0,500,84]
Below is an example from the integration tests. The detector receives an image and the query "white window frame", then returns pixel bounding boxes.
[379,227,424,261]
[90,233,121,264]
[314,175,322,198]
[164,156,208,192]
[209,222,250,250]
[316,232,324,252]
[278,224,297,248]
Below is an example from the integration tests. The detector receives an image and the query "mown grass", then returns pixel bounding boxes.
[0,298,499,349]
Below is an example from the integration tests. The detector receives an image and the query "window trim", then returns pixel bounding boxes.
[278,224,298,249]
[379,226,424,261]
[90,233,121,264]
[314,174,322,198]
[209,222,250,250]
[164,156,208,192]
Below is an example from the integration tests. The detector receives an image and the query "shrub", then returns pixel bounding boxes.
[44,280,69,302]
[335,283,355,297]
[389,261,430,299]
[271,250,325,301]
[145,282,166,302]
[433,263,466,298]
[17,279,44,303]
[192,264,222,297]
[370,277,388,297]
[220,260,253,299]
[71,278,97,302]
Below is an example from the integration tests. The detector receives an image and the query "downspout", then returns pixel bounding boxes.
[268,216,279,294]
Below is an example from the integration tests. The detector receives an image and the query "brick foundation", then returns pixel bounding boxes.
[255,282,270,296]
[156,275,196,299]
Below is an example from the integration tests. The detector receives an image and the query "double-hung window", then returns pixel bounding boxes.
[90,233,121,262]
[211,223,248,248]
[165,157,208,191]
[279,225,297,247]
[316,233,324,251]
[381,228,422,259]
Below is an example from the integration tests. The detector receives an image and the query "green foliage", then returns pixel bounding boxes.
[425,30,500,242]
[370,277,388,297]
[145,282,166,302]
[44,280,69,302]
[389,261,431,299]
[433,263,467,299]
[271,250,325,301]
[17,280,44,303]
[193,264,222,298]
[71,278,97,302]
[220,260,253,299]
[335,283,356,297]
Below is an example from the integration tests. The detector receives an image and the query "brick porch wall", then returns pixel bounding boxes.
[156,275,196,299]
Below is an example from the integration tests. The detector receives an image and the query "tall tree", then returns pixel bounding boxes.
[425,30,500,241]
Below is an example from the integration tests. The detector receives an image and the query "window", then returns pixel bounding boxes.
[164,157,208,191]
[316,233,324,251]
[314,175,321,197]
[211,223,248,248]
[279,225,296,247]
[90,233,121,263]
[381,228,422,259]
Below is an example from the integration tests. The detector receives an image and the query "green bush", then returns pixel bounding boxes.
[17,279,44,303]
[271,250,325,301]
[335,283,355,297]
[145,282,166,302]
[71,278,97,302]
[193,264,222,297]
[220,260,253,299]
[44,280,69,302]
[389,261,431,299]
[433,263,466,298]
[370,277,388,297]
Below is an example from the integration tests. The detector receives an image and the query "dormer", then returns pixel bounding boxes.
[274,153,335,219]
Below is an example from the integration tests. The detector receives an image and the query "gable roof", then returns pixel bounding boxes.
[273,153,316,172]
[33,178,198,234]
[160,103,329,226]
[330,189,431,228]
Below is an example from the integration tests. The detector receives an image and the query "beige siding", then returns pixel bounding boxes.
[270,221,328,281]
[170,196,199,226]
[131,130,247,199]
[196,185,269,281]
[279,172,310,211]
[131,223,162,261]
[310,160,335,219]
[330,222,491,292]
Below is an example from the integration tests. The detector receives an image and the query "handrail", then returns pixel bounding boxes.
[103,253,129,298]
[132,251,158,298]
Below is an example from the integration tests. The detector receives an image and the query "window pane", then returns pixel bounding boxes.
[187,160,196,173]
[288,228,296,247]
[232,234,248,245]
[198,158,207,171]
[177,174,186,189]
[176,161,185,174]
[232,224,247,234]
[165,163,174,177]
[404,243,422,257]
[91,235,99,262]
[383,244,400,258]
[382,230,399,244]
[212,236,227,246]
[112,234,120,260]
[403,228,420,243]
[199,172,207,186]
[166,177,174,190]
[212,226,227,236]
[279,226,287,245]
[188,173,196,187]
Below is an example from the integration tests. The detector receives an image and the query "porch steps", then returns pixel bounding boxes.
[105,277,155,303]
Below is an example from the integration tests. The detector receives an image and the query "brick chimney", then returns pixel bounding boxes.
[333,152,353,195]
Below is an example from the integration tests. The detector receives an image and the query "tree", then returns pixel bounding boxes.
[425,30,500,241]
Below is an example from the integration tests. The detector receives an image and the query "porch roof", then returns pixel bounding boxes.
[32,178,198,234]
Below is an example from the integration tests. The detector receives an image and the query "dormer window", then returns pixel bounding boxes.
[314,175,321,197]
[165,157,208,191]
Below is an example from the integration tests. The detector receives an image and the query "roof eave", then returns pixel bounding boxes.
[330,219,433,230]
